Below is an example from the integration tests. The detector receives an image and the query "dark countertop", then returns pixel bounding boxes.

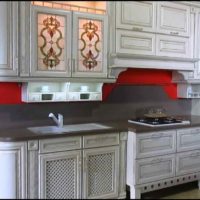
[1,115,200,142]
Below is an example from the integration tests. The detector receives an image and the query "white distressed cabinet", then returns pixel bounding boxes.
[157,1,190,37]
[0,142,27,199]
[0,2,18,76]
[28,132,127,199]
[127,127,200,199]
[115,1,156,33]
[30,6,72,77]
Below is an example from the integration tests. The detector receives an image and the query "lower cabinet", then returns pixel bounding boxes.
[0,142,27,199]
[28,132,127,199]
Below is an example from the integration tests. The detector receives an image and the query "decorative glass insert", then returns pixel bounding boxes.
[38,13,65,71]
[78,19,103,72]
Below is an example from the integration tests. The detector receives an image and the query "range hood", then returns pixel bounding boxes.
[108,53,197,79]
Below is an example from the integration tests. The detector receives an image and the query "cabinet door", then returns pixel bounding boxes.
[72,12,108,78]
[116,30,156,56]
[31,6,72,77]
[39,150,81,199]
[0,2,18,76]
[83,146,119,199]
[0,142,27,199]
[156,34,191,58]
[157,2,190,37]
[116,1,156,32]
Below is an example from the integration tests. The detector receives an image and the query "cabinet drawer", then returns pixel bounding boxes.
[176,150,200,176]
[116,30,156,56]
[83,133,119,148]
[39,136,82,153]
[177,127,200,152]
[136,154,175,184]
[156,34,191,58]
[136,130,176,158]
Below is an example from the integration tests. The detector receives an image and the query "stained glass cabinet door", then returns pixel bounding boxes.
[0,2,18,76]
[72,12,108,78]
[31,6,71,77]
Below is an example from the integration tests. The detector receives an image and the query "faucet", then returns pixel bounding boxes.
[48,113,63,128]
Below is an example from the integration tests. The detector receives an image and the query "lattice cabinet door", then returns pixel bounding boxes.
[39,150,81,199]
[0,2,18,76]
[83,146,119,199]
[30,6,72,77]
[72,12,108,78]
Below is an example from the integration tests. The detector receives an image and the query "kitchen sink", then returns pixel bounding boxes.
[27,123,112,134]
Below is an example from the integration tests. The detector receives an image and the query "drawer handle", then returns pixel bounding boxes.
[151,158,163,164]
[190,152,200,157]
[170,31,179,35]
[132,27,143,31]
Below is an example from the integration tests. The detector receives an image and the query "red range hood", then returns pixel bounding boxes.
[103,68,177,100]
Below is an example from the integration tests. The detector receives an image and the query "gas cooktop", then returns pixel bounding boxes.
[128,117,190,127]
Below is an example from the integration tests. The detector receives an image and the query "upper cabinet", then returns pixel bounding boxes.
[29,1,108,79]
[31,6,72,77]
[72,12,108,78]
[116,1,156,33]
[0,2,18,76]
[157,2,190,37]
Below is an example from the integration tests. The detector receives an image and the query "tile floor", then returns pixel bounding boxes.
[127,181,200,199]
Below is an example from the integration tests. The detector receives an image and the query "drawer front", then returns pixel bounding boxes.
[39,136,82,154]
[83,133,119,148]
[176,150,200,176]
[136,130,176,158]
[177,127,200,152]
[116,30,156,55]
[156,34,191,58]
[136,154,175,184]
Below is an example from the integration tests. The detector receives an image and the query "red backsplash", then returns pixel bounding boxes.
[0,83,23,104]
[0,69,177,104]
[103,68,177,100]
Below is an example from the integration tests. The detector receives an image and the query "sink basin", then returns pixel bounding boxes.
[27,123,112,134]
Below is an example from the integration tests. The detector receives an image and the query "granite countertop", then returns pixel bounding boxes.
[1,115,200,142]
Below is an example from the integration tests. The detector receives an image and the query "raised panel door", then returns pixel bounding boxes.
[31,6,72,77]
[116,1,156,32]
[0,2,18,76]
[157,2,190,37]
[72,12,108,78]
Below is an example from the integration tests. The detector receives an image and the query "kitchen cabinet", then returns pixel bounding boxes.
[115,1,156,33]
[28,131,127,199]
[157,2,190,37]
[0,141,27,199]
[31,6,72,77]
[127,128,200,199]
[0,2,18,77]
[30,4,108,79]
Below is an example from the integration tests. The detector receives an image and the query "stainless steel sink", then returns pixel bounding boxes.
[27,123,112,134]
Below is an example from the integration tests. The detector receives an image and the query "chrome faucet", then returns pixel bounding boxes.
[48,113,63,128]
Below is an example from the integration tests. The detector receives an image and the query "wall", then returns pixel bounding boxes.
[192,99,200,115]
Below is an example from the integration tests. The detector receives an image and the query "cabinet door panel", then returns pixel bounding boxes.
[83,146,119,199]
[72,12,108,78]
[116,30,156,55]
[0,2,18,76]
[176,150,200,176]
[39,150,81,199]
[31,6,71,77]
[177,128,200,152]
[136,154,175,184]
[157,2,190,37]
[116,1,156,32]
[156,35,191,58]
